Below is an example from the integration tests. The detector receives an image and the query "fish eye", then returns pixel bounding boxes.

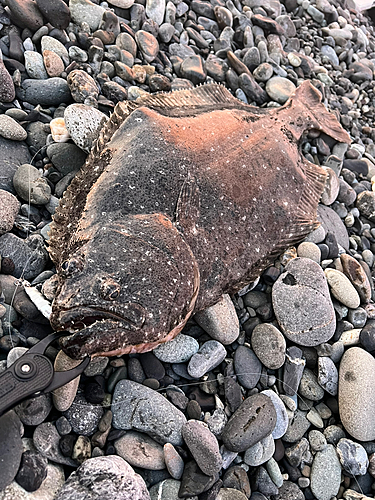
[100,279,121,301]
[61,257,83,276]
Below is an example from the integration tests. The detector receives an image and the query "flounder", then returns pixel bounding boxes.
[48,81,350,359]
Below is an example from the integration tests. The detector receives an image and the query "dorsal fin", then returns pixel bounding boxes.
[48,84,241,265]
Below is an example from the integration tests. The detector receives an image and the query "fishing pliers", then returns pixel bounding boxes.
[0,332,90,415]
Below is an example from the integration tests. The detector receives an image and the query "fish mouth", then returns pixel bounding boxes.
[52,306,145,332]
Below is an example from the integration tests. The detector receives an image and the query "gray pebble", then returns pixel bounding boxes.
[16,77,71,106]
[336,438,368,476]
[251,323,286,369]
[149,479,181,500]
[24,51,48,79]
[69,0,105,31]
[324,425,346,445]
[55,455,150,500]
[15,394,52,426]
[153,333,199,363]
[283,346,305,396]
[317,356,338,396]
[262,389,288,439]
[272,258,336,346]
[308,430,327,452]
[13,163,51,205]
[194,294,239,345]
[325,268,361,309]
[187,340,226,378]
[33,422,76,466]
[63,394,103,436]
[182,420,222,475]
[243,434,275,466]
[265,76,296,104]
[163,443,184,479]
[0,411,23,491]
[114,431,165,470]
[112,380,186,446]
[310,444,342,500]
[297,241,321,263]
[282,410,311,443]
[233,345,261,389]
[64,104,108,153]
[0,115,27,142]
[299,367,325,401]
[266,457,283,488]
[0,190,20,235]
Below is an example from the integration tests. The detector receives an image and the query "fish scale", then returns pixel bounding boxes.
[48,81,351,359]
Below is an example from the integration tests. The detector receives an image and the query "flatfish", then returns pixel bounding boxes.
[48,81,350,358]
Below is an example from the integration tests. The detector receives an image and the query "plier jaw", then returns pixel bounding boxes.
[0,332,90,416]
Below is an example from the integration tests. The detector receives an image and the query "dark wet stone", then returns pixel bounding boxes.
[47,143,87,175]
[15,393,52,426]
[274,480,304,500]
[135,30,159,63]
[0,60,15,102]
[182,420,222,475]
[15,450,48,492]
[0,233,49,280]
[63,394,104,436]
[222,466,251,497]
[139,351,165,380]
[179,460,218,497]
[238,72,268,104]
[360,320,375,352]
[16,77,71,106]
[343,159,369,176]
[221,393,276,452]
[0,137,30,194]
[0,410,23,490]
[102,81,128,103]
[224,377,242,413]
[233,346,261,389]
[6,0,43,31]
[179,55,207,85]
[253,466,279,496]
[35,0,70,29]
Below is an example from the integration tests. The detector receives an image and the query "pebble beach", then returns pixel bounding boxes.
[1,0,375,499]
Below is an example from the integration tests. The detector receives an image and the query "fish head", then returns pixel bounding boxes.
[50,215,199,359]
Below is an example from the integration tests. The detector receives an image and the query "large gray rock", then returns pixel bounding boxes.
[310,444,341,500]
[16,78,71,106]
[112,380,187,445]
[339,347,375,441]
[55,456,150,500]
[272,258,336,346]
[317,204,349,250]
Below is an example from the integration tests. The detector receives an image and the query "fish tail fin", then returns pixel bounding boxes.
[289,80,351,144]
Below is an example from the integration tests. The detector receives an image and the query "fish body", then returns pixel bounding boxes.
[48,81,350,359]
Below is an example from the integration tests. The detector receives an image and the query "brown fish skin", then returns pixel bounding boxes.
[48,81,350,359]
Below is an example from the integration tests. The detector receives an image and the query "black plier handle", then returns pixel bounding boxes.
[0,332,90,415]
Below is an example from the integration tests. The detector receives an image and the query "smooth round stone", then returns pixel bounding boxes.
[153,334,199,363]
[251,323,286,369]
[321,166,340,205]
[194,294,239,345]
[24,51,48,79]
[297,241,321,264]
[336,438,368,476]
[0,190,20,235]
[52,350,82,411]
[217,489,248,500]
[163,443,184,480]
[339,347,375,441]
[16,77,71,106]
[357,190,375,222]
[360,320,375,352]
[69,0,105,31]
[64,104,108,153]
[35,0,71,29]
[272,258,336,346]
[299,367,325,401]
[33,422,76,466]
[67,69,99,103]
[15,393,52,426]
[0,115,27,141]
[13,163,51,205]
[233,345,261,389]
[135,30,159,63]
[309,430,327,452]
[55,456,150,500]
[6,0,44,30]
[261,389,288,439]
[112,380,186,446]
[43,50,64,77]
[324,268,361,309]
[47,143,87,174]
[243,434,275,466]
[206,408,227,437]
[321,45,339,66]
[318,356,338,396]
[180,55,207,85]
[182,420,222,475]
[265,76,296,104]
[149,479,181,500]
[114,431,165,470]
[253,62,273,82]
[146,0,165,25]
[310,444,341,500]
[0,411,23,491]
[187,340,226,378]
[1,463,65,500]
[41,36,68,64]
[317,204,349,250]
[221,393,277,452]
[0,233,48,280]
[63,394,104,436]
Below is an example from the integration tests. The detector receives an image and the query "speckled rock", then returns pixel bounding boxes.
[0,58,15,102]
[0,190,20,235]
[16,78,71,106]
[357,190,375,222]
[63,394,104,436]
[233,345,261,389]
[340,253,372,303]
[310,444,341,500]
[153,334,199,363]
[64,104,108,152]
[297,241,321,264]
[114,431,165,470]
[187,340,227,378]
[324,268,361,309]
[0,115,27,141]
[339,347,375,441]
[318,356,338,396]
[13,164,51,205]
[272,258,336,346]
[24,51,48,79]
[194,294,239,344]
[243,433,275,466]
[55,456,150,500]
[251,323,286,369]
[336,438,368,476]
[67,70,99,103]
[43,50,65,77]
[112,380,187,445]
[182,420,222,475]
[135,30,159,63]
[69,0,106,31]
[41,36,69,65]
[35,0,71,29]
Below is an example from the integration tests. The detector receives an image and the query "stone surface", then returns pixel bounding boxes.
[262,389,289,439]
[266,76,296,103]
[114,431,165,470]
[0,190,20,235]
[0,233,48,280]
[55,456,150,500]
[69,0,105,31]
[112,380,187,445]
[0,411,22,491]
[16,78,71,106]
[336,438,369,476]
[339,347,375,441]
[64,104,108,153]
[233,345,261,389]
[0,115,27,141]
[272,258,336,346]
[187,340,227,378]
[325,268,361,309]
[221,393,276,452]
[251,323,286,369]
[153,333,199,363]
[243,433,275,466]
[310,444,341,500]
[182,420,222,475]
[317,204,349,250]
[52,351,82,412]
[13,164,51,205]
[194,294,239,344]
[63,394,103,436]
